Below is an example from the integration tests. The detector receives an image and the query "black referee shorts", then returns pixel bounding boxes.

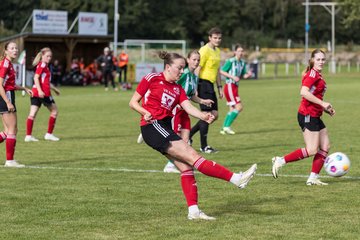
[197,78,218,112]
[141,117,182,154]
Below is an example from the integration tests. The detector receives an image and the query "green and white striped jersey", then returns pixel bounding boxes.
[177,67,198,100]
[221,57,247,85]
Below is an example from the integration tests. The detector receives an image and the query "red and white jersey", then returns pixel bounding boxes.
[136,72,188,126]
[32,62,51,97]
[298,68,327,117]
[0,58,16,91]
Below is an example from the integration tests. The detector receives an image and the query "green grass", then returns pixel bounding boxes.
[0,72,359,239]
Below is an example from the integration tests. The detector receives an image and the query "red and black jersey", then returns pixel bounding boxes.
[298,68,327,117]
[0,58,16,91]
[136,72,188,126]
[32,62,51,97]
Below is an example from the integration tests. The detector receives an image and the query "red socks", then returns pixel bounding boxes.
[284,148,309,163]
[0,131,6,143]
[312,149,328,174]
[47,116,57,134]
[181,170,198,207]
[26,117,34,135]
[6,134,16,160]
[193,157,233,181]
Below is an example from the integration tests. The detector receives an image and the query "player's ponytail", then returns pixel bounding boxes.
[302,49,326,76]
[158,51,185,69]
[32,47,51,66]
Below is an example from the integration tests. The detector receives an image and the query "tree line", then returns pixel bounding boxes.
[1,0,359,49]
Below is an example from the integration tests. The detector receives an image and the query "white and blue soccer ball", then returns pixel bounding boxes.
[324,152,351,177]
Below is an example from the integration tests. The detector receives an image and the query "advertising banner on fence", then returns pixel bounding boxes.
[78,12,108,36]
[135,63,163,82]
[32,9,68,34]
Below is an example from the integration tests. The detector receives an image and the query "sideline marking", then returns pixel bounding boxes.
[20,165,360,180]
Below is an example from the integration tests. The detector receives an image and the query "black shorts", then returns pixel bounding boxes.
[0,90,16,113]
[297,113,326,132]
[197,79,218,112]
[31,96,55,108]
[141,117,182,154]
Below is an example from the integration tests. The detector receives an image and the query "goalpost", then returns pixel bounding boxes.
[112,39,186,63]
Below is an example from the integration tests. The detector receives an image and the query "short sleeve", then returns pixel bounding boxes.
[136,77,151,96]
[302,73,317,88]
[0,60,9,78]
[221,59,232,72]
[199,46,207,67]
[35,63,45,75]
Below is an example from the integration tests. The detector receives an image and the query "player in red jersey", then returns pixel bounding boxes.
[25,47,61,142]
[129,51,257,220]
[163,50,214,173]
[272,49,335,185]
[0,42,32,167]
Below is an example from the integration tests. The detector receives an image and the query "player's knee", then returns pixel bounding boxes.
[306,147,318,156]
[236,104,243,112]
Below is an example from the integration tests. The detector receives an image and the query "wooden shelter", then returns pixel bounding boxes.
[0,33,113,72]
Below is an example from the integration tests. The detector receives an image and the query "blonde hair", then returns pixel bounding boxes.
[32,47,52,66]
[302,49,326,76]
[0,41,16,61]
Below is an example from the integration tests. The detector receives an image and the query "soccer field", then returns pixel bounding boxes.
[0,73,359,239]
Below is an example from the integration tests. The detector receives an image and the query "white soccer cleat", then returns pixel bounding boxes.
[187,211,216,221]
[221,127,236,135]
[306,178,329,186]
[137,133,143,144]
[272,156,285,179]
[24,135,39,142]
[4,160,25,168]
[44,133,60,141]
[236,164,257,189]
[163,162,180,173]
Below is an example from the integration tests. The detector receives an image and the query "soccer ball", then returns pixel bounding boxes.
[324,152,351,177]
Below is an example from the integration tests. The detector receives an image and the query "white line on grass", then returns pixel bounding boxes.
[21,165,360,180]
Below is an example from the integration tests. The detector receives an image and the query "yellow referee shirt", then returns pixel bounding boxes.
[199,44,221,83]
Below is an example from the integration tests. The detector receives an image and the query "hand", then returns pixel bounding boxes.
[324,105,336,116]
[201,99,214,107]
[321,101,335,116]
[25,88,33,96]
[54,88,61,96]
[38,90,45,98]
[218,90,224,99]
[6,102,15,112]
[143,112,153,122]
[233,76,240,82]
[202,112,215,124]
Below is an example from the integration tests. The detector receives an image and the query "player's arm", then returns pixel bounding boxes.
[216,68,223,98]
[300,86,335,116]
[14,84,32,96]
[50,83,60,96]
[33,73,45,98]
[190,91,213,107]
[180,100,215,124]
[129,91,152,122]
[0,77,15,112]
[220,70,240,82]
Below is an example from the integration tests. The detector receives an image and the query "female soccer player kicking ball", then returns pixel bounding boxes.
[130,51,257,220]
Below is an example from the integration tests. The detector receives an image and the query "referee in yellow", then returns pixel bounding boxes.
[190,27,223,153]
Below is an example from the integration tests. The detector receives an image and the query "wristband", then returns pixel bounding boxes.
[217,85,222,89]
